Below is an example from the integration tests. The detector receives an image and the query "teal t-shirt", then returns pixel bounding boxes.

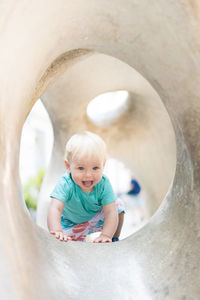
[50,173,116,226]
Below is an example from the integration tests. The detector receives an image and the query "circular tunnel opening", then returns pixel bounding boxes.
[20,51,176,242]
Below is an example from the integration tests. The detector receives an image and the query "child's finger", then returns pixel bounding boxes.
[94,237,112,243]
[55,232,62,239]
[50,231,55,235]
[64,235,72,242]
[103,238,112,243]
[63,234,68,242]
[93,237,102,243]
[100,239,108,243]
[59,232,64,241]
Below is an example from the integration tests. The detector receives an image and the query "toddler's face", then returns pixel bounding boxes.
[65,156,105,193]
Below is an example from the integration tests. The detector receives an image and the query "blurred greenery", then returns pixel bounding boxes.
[23,167,46,210]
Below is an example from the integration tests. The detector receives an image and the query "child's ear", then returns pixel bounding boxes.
[64,160,71,172]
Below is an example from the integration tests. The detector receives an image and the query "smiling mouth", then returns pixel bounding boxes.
[82,181,93,187]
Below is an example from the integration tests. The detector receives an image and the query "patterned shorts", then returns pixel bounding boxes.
[62,198,125,242]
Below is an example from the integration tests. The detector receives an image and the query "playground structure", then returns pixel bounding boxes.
[0,1,200,299]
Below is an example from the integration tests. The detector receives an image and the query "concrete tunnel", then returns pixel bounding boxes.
[0,1,200,299]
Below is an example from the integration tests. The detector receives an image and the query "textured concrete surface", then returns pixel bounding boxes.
[0,1,200,299]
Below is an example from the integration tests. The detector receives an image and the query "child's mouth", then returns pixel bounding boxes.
[82,181,93,187]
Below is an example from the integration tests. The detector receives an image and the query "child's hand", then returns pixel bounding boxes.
[93,233,112,243]
[50,230,72,242]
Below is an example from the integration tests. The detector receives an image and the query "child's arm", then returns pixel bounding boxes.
[94,202,118,243]
[47,198,72,242]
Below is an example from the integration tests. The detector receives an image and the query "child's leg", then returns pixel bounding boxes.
[112,197,125,240]
[113,211,125,239]
[62,210,105,242]
[86,198,125,242]
[62,198,125,242]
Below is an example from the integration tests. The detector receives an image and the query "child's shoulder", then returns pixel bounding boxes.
[51,172,73,200]
[97,174,110,187]
[101,174,108,181]
[59,172,73,187]
[96,175,114,197]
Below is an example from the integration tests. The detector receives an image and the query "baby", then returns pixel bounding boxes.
[47,131,125,243]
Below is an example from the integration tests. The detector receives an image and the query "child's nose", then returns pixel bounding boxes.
[85,170,92,177]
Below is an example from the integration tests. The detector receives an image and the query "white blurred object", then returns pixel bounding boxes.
[19,99,53,184]
[87,90,129,127]
[86,232,101,242]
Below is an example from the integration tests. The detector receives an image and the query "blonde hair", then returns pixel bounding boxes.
[64,131,107,163]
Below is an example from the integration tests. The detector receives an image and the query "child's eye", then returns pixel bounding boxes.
[78,167,84,170]
[93,166,99,170]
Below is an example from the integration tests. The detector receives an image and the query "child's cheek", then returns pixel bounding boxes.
[96,174,103,183]
[74,174,80,181]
